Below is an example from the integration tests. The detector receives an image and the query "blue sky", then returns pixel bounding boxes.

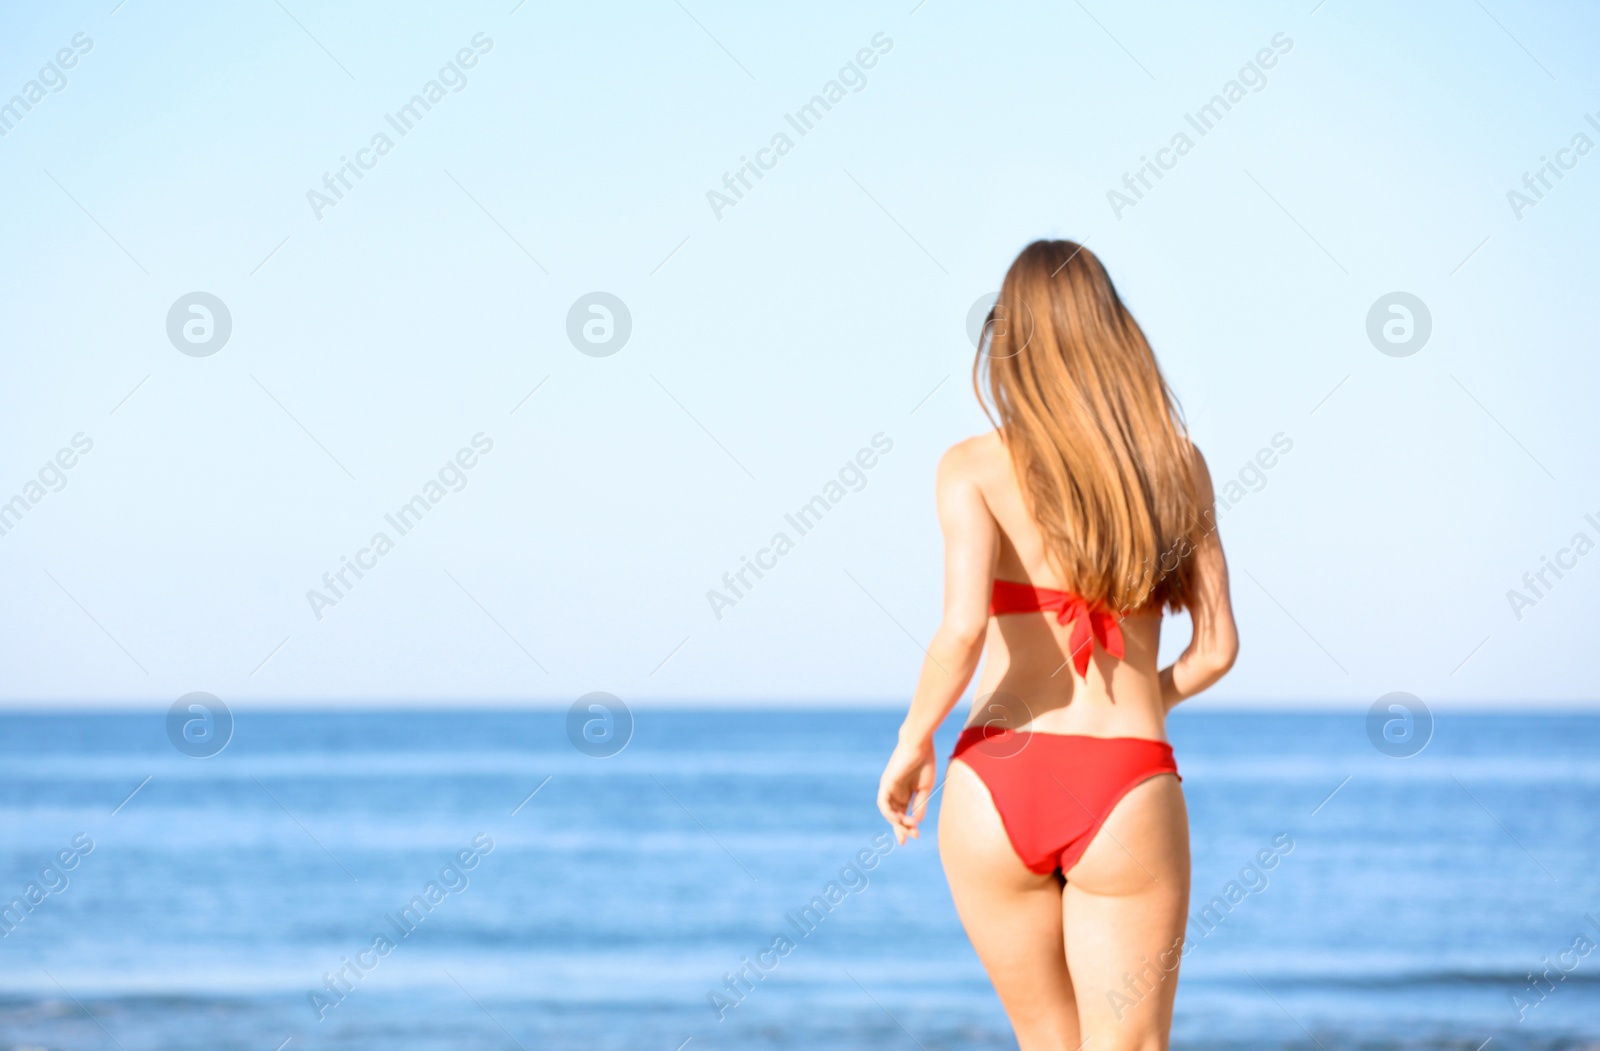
[0,0,1596,706]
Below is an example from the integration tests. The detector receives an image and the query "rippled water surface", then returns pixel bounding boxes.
[0,709,1596,1050]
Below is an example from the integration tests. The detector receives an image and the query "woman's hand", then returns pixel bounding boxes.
[877,737,937,845]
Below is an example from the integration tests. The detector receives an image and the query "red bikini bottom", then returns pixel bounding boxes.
[950,727,1180,875]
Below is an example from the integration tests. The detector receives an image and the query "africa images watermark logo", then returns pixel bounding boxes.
[306,433,494,620]
[707,830,897,1020]
[0,432,94,540]
[305,34,494,219]
[1366,292,1431,358]
[0,833,95,939]
[1107,32,1292,219]
[705,432,893,619]
[1512,916,1600,1021]
[1505,111,1600,220]
[0,32,93,138]
[308,834,495,1020]
[1109,832,1294,1020]
[1505,509,1600,621]
[706,33,892,220]
[166,693,234,758]
[566,292,632,357]
[167,292,233,357]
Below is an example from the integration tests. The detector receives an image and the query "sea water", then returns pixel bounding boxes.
[0,709,1595,1050]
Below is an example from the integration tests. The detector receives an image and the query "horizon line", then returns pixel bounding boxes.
[0,697,1596,713]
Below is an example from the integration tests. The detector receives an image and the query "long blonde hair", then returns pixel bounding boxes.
[974,240,1201,612]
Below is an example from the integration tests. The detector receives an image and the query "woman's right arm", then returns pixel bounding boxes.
[876,441,998,844]
[1159,447,1239,707]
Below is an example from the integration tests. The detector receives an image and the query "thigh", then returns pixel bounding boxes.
[939,758,1081,1051]
[1062,773,1190,1051]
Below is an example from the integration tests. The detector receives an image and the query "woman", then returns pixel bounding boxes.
[877,240,1238,1051]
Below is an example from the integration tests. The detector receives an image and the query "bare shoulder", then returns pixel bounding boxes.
[937,431,1006,486]
[935,433,1003,531]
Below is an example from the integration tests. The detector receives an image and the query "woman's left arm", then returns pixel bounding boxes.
[1158,445,1239,709]
[876,442,998,844]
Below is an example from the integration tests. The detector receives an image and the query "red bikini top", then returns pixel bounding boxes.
[989,579,1125,678]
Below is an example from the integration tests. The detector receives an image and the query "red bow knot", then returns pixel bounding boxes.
[989,580,1125,679]
[1048,594,1125,679]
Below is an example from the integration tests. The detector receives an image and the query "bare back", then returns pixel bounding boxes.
[958,430,1170,741]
